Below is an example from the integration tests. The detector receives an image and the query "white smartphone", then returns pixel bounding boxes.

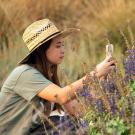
[106,44,114,57]
[106,44,115,66]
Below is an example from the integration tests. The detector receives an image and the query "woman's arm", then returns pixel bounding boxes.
[38,56,115,104]
[38,76,86,104]
[63,98,86,117]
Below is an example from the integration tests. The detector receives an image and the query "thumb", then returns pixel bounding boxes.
[105,56,113,62]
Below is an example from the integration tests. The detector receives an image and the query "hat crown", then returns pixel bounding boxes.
[22,19,60,51]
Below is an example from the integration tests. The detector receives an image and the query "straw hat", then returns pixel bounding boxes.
[19,18,80,64]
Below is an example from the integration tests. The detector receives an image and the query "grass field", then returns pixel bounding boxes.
[0,0,135,134]
[1,0,135,86]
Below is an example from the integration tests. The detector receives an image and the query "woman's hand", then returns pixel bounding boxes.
[63,99,86,117]
[95,56,115,78]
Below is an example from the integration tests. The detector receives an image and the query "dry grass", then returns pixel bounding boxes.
[0,0,135,86]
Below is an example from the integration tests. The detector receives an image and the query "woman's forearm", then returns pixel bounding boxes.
[63,71,97,95]
[38,72,94,104]
[62,75,86,101]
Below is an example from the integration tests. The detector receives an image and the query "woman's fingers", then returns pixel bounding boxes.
[96,57,117,79]
[107,60,115,66]
[110,66,116,70]
[105,56,113,62]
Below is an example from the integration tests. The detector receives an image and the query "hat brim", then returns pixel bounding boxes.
[18,28,80,64]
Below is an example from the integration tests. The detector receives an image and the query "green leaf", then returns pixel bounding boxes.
[131,81,135,90]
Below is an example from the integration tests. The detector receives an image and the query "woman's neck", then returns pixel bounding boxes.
[48,68,53,80]
[48,63,54,80]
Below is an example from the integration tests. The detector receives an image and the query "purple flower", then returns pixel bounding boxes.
[109,96,117,115]
[54,115,78,133]
[81,79,93,102]
[80,119,88,128]
[96,99,105,113]
[123,49,135,81]
[127,97,133,110]
[101,80,121,99]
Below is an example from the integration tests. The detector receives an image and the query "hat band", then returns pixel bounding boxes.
[29,31,61,52]
[25,22,53,44]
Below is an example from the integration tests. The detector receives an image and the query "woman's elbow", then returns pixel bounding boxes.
[53,93,67,104]
[38,84,68,104]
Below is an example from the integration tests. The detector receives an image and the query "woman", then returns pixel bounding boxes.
[0,19,115,135]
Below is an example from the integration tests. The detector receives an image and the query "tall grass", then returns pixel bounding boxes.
[0,0,135,86]
[0,1,135,134]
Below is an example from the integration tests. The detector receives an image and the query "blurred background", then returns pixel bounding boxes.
[0,0,135,87]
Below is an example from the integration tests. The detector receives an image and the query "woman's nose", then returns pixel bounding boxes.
[61,46,65,54]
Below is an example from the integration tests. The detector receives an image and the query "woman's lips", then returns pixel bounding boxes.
[60,56,64,59]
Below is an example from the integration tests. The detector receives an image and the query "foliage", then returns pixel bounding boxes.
[0,0,135,134]
[1,0,135,86]
[77,29,135,135]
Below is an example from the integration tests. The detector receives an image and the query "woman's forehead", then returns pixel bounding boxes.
[52,36,63,43]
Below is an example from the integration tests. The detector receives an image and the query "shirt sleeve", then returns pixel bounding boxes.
[14,68,52,101]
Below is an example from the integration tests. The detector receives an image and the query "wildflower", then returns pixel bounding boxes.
[127,97,133,110]
[101,79,121,99]
[123,49,135,81]
[79,119,88,128]
[109,96,117,115]
[81,79,93,102]
[96,99,105,113]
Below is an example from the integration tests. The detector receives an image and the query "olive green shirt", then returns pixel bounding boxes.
[0,64,52,135]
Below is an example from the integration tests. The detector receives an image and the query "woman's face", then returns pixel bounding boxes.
[46,36,65,65]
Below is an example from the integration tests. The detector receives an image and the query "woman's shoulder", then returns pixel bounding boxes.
[4,64,39,83]
[1,64,35,91]
[11,64,42,78]
[12,64,34,76]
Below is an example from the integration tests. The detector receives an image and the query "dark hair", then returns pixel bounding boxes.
[21,40,62,110]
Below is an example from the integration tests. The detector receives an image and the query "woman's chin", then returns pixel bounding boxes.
[52,60,63,65]
[57,61,63,64]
